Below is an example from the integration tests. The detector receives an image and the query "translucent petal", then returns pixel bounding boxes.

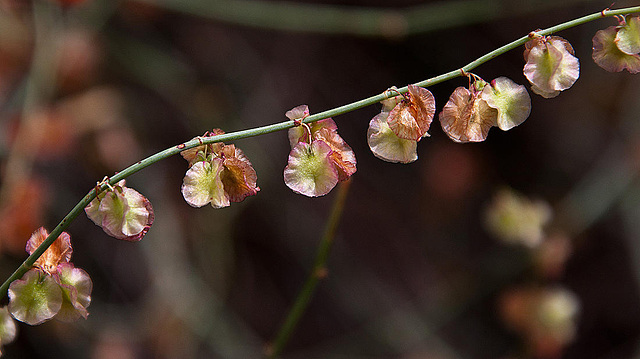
[26,228,72,275]
[593,26,640,74]
[8,269,62,325]
[387,85,435,141]
[0,307,17,345]
[285,104,309,121]
[524,36,579,97]
[481,77,532,131]
[120,187,153,239]
[97,187,152,241]
[54,263,92,322]
[439,87,498,143]
[616,16,640,55]
[367,112,418,163]
[284,140,339,197]
[181,159,230,208]
[380,94,403,112]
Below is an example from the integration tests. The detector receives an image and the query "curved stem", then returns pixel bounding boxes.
[2,5,639,299]
[266,180,352,359]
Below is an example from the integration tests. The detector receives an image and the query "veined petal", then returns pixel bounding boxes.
[367,112,418,163]
[615,16,640,55]
[314,128,357,181]
[387,85,435,141]
[54,263,92,322]
[524,36,579,97]
[284,140,339,197]
[481,77,532,131]
[181,159,230,208]
[220,145,260,203]
[440,87,497,143]
[26,228,72,275]
[8,269,62,325]
[593,26,640,73]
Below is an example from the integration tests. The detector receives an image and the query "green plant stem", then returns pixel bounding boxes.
[266,180,352,359]
[1,5,639,299]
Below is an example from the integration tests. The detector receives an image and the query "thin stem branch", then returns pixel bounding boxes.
[265,180,352,359]
[2,5,639,299]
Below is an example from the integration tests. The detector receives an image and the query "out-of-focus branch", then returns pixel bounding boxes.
[133,0,601,37]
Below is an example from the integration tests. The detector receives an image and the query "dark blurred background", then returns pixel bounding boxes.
[1,0,640,358]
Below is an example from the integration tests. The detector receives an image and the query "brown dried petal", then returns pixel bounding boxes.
[387,85,435,141]
[314,128,357,181]
[26,228,72,275]
[439,87,497,143]
[221,145,260,203]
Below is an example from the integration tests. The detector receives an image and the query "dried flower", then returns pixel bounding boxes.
[592,21,640,74]
[615,15,640,55]
[480,77,531,131]
[180,130,259,208]
[8,229,92,326]
[523,35,580,98]
[85,180,154,241]
[283,106,356,197]
[439,85,498,143]
[367,107,418,164]
[26,227,72,275]
[8,270,62,326]
[386,85,435,141]
[284,140,339,197]
[54,263,92,322]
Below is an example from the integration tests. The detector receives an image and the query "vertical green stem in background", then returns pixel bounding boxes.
[266,180,352,359]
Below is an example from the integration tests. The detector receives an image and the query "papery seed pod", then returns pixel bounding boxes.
[8,269,63,326]
[481,77,531,131]
[439,86,498,143]
[26,228,72,275]
[313,128,357,181]
[615,15,640,55]
[284,140,339,197]
[387,85,435,141]
[367,111,418,163]
[523,36,580,98]
[181,158,230,208]
[220,144,260,202]
[592,25,640,73]
[85,181,154,241]
[54,263,92,322]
